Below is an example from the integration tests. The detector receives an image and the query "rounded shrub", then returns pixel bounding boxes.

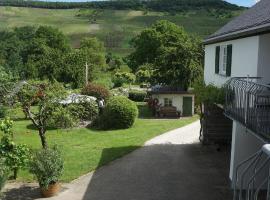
[81,83,110,100]
[128,90,147,102]
[100,96,138,129]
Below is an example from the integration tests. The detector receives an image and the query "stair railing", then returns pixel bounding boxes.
[233,144,270,200]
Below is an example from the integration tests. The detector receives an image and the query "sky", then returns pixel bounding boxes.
[226,0,259,7]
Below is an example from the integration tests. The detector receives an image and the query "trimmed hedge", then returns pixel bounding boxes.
[81,83,110,100]
[98,96,138,129]
[128,90,147,102]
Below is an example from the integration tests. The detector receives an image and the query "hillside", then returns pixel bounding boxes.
[0,0,244,11]
[0,5,244,56]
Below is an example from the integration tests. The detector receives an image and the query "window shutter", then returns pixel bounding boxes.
[226,44,232,77]
[215,46,220,74]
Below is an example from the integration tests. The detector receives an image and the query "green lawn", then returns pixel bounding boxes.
[6,104,198,182]
[0,6,241,56]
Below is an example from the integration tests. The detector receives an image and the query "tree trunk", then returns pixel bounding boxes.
[39,128,47,149]
[13,168,18,180]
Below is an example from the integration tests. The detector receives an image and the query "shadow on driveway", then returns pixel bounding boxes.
[3,143,232,200]
[81,143,232,200]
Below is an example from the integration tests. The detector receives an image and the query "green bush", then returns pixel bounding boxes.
[68,100,98,121]
[0,158,8,193]
[0,118,30,179]
[92,74,114,89]
[30,146,64,189]
[112,72,136,87]
[110,87,129,97]
[0,105,7,119]
[49,106,79,129]
[98,96,138,129]
[81,83,110,100]
[128,90,147,102]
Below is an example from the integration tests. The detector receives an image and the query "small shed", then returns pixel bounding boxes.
[149,86,195,117]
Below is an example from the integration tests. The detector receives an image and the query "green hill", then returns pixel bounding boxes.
[0,4,244,56]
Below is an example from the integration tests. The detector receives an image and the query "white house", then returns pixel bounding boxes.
[204,0,270,198]
[149,86,195,117]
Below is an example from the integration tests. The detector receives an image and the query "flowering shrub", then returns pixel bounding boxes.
[81,83,110,100]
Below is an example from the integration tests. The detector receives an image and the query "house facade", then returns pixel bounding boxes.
[204,0,270,197]
[149,87,195,117]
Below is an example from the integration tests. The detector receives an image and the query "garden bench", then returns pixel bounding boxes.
[159,106,180,118]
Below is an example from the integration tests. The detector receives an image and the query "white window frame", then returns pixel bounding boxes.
[164,98,173,107]
[219,45,227,76]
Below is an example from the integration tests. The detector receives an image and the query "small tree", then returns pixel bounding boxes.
[0,118,30,179]
[135,63,153,84]
[113,72,136,87]
[17,81,66,148]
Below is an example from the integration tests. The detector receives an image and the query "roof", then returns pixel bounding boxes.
[149,86,193,95]
[204,0,270,44]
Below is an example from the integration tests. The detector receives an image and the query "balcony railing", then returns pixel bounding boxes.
[224,77,270,140]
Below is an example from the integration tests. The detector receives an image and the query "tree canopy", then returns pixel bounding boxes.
[128,20,203,89]
[0,26,106,88]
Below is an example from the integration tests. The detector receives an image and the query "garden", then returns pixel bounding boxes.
[0,19,202,198]
[0,81,198,198]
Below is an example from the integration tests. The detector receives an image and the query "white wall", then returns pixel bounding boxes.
[204,36,260,87]
[230,121,267,188]
[258,33,270,84]
[151,94,195,116]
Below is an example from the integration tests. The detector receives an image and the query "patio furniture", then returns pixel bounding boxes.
[159,106,180,118]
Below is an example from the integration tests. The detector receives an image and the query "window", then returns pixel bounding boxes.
[215,44,232,77]
[164,98,173,107]
[219,45,227,75]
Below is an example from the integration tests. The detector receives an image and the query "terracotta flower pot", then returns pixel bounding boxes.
[41,182,61,198]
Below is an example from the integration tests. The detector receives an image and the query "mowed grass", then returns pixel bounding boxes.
[0,6,240,56]
[6,104,198,182]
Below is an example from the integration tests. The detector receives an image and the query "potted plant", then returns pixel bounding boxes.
[30,146,64,198]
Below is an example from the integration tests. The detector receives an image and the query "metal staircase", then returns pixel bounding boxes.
[233,144,270,200]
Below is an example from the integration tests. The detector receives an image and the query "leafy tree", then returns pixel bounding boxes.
[62,37,106,88]
[128,20,203,89]
[0,118,30,179]
[135,63,153,84]
[106,53,123,71]
[0,26,106,88]
[17,81,66,148]
[80,37,105,52]
[113,72,136,87]
[0,66,12,83]
[35,26,70,53]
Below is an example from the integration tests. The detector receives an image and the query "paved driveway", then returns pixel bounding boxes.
[41,120,232,200]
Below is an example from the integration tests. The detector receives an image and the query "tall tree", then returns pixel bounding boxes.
[128,20,203,89]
